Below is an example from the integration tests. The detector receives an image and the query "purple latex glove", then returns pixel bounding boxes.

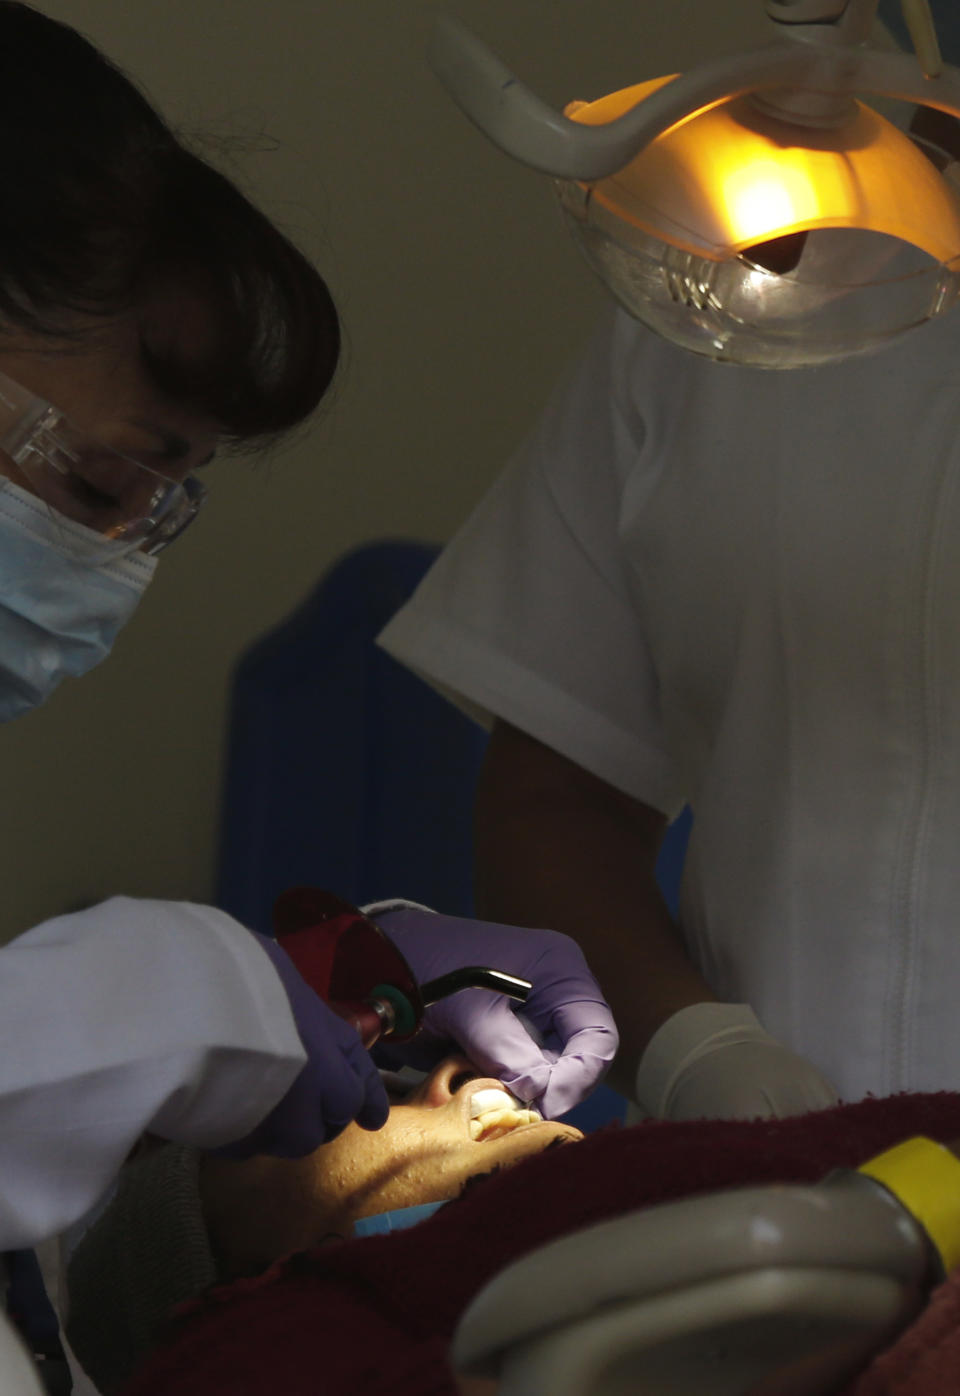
[373,908,619,1119]
[217,934,389,1159]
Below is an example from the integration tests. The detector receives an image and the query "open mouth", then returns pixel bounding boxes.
[468,1086,543,1142]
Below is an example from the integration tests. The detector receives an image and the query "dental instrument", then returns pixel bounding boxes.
[430,0,960,366]
[272,887,531,1050]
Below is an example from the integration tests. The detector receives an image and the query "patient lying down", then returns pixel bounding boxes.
[65,1055,583,1389]
[196,1055,582,1279]
[66,1072,960,1396]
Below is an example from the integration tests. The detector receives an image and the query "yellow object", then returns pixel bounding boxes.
[858,1137,960,1274]
[565,79,960,265]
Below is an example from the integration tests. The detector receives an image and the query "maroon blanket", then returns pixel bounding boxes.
[122,1093,960,1396]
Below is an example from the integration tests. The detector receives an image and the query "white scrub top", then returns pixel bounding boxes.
[379,306,960,1105]
[0,896,305,1251]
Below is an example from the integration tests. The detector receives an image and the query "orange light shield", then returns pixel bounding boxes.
[564,78,960,263]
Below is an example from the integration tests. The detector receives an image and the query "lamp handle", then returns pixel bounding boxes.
[901,0,944,77]
[429,13,960,182]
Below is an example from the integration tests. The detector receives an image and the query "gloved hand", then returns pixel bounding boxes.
[634,1002,839,1121]
[371,907,618,1119]
[217,934,389,1159]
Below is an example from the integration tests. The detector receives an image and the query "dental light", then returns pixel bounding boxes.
[273,888,531,1049]
[430,0,960,367]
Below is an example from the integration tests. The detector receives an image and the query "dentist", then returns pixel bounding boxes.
[0,0,617,1261]
[379,1,960,1125]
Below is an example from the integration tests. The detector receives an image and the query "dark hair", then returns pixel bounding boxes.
[0,2,340,450]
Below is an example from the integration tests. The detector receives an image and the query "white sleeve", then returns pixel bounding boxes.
[378,311,684,816]
[0,896,306,1250]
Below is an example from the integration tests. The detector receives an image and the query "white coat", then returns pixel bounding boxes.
[380,305,960,1105]
[0,895,304,1251]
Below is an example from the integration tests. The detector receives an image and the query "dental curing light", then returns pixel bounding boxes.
[273,887,530,1050]
[430,0,960,367]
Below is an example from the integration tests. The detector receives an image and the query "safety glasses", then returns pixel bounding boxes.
[0,367,207,559]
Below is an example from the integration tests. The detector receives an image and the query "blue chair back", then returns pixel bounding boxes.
[215,540,489,934]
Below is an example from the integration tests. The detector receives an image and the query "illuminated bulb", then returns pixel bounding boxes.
[726,166,802,241]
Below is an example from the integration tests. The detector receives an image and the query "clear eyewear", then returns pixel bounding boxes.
[0,368,207,559]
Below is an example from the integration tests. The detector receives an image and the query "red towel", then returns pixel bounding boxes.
[122,1092,960,1396]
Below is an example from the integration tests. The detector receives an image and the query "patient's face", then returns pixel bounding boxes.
[319,1055,584,1219]
[201,1056,583,1277]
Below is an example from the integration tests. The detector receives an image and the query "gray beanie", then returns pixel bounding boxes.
[64,1145,217,1395]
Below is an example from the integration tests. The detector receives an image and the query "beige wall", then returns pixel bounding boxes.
[0,0,770,941]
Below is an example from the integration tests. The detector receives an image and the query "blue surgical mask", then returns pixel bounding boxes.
[0,482,156,721]
[352,1201,448,1236]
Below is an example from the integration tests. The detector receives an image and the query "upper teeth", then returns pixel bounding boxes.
[469,1088,523,1118]
[469,1086,543,1141]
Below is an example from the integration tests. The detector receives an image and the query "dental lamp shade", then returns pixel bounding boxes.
[431,3,960,367]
